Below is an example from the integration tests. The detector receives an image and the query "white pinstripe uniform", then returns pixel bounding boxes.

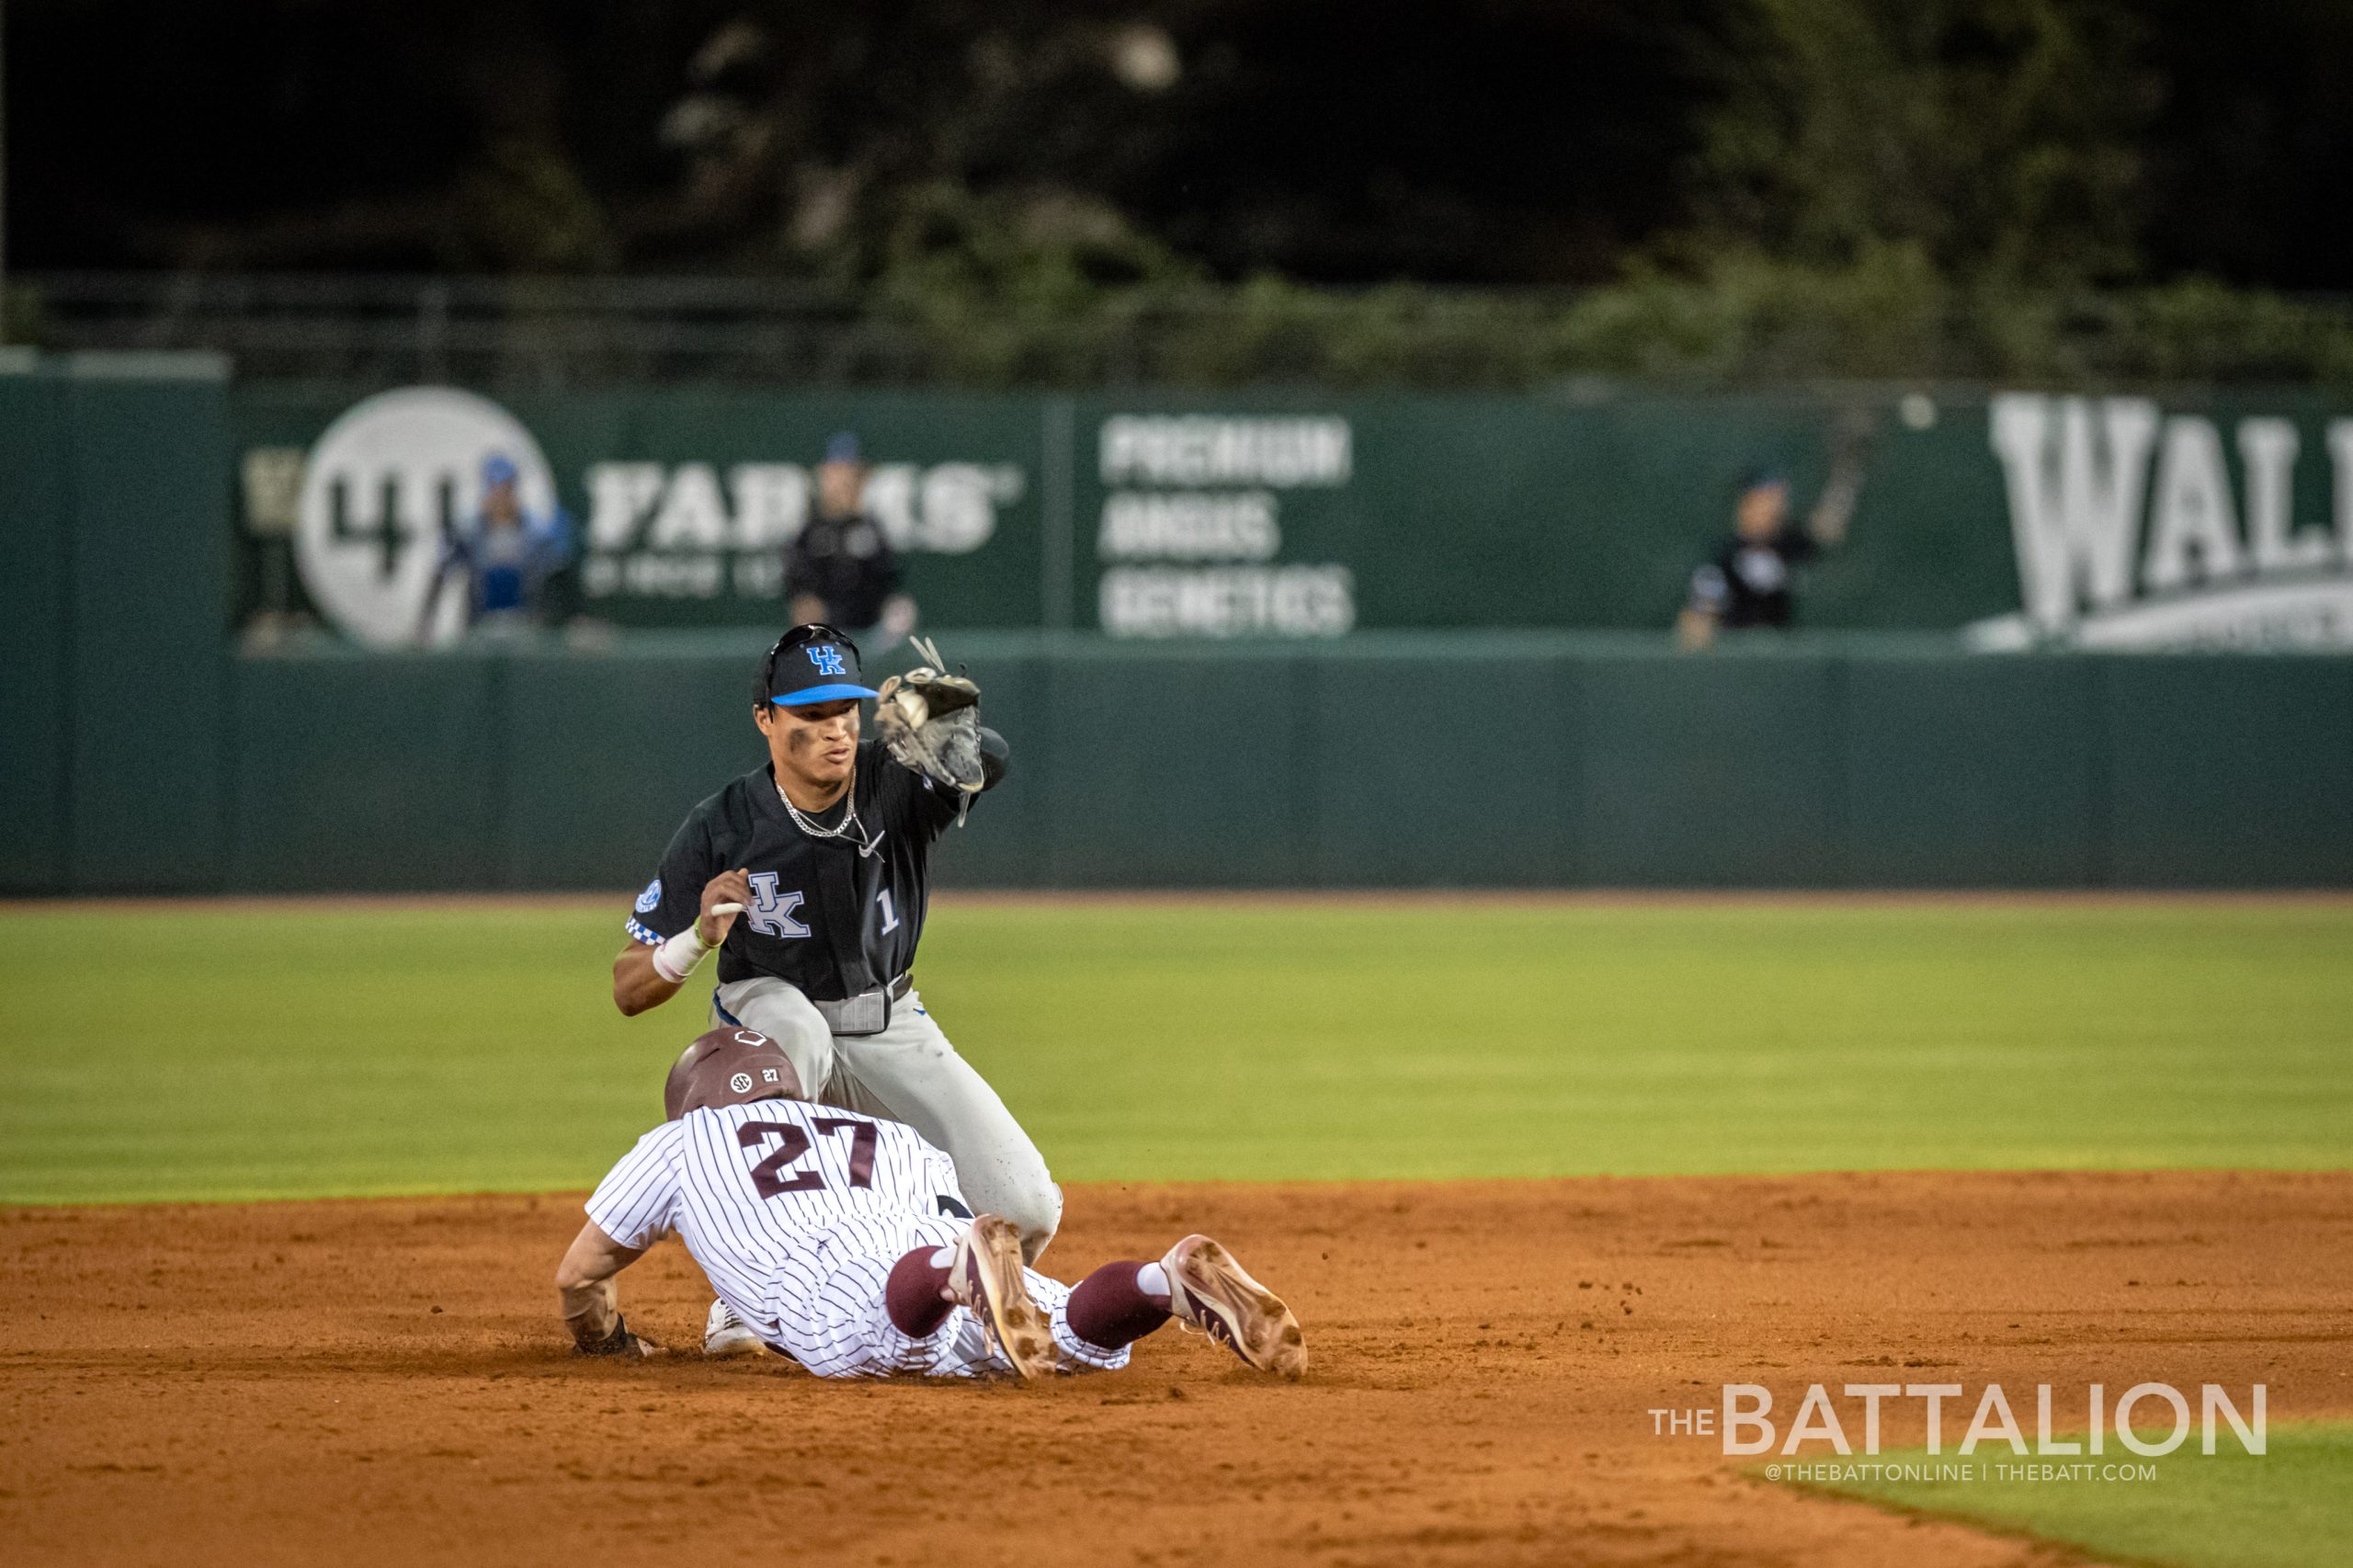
[585,1099,1127,1379]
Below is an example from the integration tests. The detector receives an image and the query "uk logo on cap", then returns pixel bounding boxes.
[806,645,847,676]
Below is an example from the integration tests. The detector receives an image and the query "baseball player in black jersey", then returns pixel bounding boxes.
[1677,419,1870,652]
[611,623,1051,1355]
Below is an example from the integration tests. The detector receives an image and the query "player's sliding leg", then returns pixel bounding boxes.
[1151,1235,1309,1377]
[767,1213,999,1379]
[887,1213,1057,1380]
[1028,1236,1310,1378]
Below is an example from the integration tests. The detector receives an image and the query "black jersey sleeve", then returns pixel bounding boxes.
[626,809,719,945]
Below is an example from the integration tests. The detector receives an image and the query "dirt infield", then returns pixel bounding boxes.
[6,1172,2349,1568]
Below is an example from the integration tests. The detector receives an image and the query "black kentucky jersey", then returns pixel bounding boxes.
[627,739,993,997]
[1688,528,1821,629]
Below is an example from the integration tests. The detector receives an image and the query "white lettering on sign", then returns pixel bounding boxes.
[1099,565,1354,638]
[1098,491,1280,560]
[582,462,1021,557]
[1974,395,2353,650]
[2239,420,2331,574]
[2335,422,2353,563]
[587,463,665,549]
[1098,416,1351,486]
[921,463,1017,551]
[1093,414,1353,640]
[648,462,732,550]
[1988,395,2155,629]
[729,464,809,549]
[2143,417,2243,592]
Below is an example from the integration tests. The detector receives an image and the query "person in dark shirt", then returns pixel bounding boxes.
[785,431,918,648]
[1677,467,1853,650]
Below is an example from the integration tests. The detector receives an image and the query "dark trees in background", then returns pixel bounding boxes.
[7,0,2351,291]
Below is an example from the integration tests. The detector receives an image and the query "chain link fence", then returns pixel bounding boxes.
[17,270,2353,389]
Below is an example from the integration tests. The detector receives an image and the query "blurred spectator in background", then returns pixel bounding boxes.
[1676,466,1856,652]
[418,453,575,642]
[787,431,918,649]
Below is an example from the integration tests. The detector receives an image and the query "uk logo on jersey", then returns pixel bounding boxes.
[806,644,847,676]
[745,872,812,938]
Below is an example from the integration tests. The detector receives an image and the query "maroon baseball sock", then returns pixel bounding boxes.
[886,1246,955,1338]
[1065,1261,1171,1351]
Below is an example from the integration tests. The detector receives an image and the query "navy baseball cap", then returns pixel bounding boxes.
[824,431,861,464]
[762,625,879,707]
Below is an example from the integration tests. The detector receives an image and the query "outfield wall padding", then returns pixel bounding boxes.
[175,639,2353,893]
[1,362,233,895]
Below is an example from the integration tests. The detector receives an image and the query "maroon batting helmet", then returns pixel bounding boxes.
[665,1027,806,1120]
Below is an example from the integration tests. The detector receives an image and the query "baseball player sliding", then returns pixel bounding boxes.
[557,1028,1308,1381]
[613,623,1058,1355]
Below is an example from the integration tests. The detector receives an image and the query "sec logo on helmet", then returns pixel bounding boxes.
[729,1072,754,1093]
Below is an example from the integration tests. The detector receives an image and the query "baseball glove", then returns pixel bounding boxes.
[875,636,985,793]
[574,1312,659,1358]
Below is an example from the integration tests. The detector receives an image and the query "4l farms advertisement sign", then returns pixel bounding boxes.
[289,387,1034,647]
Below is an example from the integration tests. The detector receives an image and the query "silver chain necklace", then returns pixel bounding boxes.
[778,769,884,858]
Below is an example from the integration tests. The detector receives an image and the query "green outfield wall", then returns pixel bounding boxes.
[229,381,2353,648]
[1,356,233,895]
[5,360,2351,894]
[183,635,2347,893]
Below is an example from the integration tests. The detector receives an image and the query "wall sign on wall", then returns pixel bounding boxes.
[1973,394,2353,650]
[1092,414,1357,638]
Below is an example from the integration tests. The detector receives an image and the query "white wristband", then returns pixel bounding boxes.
[651,926,710,985]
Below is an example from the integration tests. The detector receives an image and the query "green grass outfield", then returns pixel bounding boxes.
[1784,1420,2353,1568]
[3,896,2348,1203]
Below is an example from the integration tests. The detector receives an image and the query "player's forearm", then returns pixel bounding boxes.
[558,1277,621,1346]
[556,1223,652,1353]
[612,943,685,1016]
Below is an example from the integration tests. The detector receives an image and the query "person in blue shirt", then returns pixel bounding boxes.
[420,453,575,641]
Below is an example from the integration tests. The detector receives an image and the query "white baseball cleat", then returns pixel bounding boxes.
[1161,1234,1307,1378]
[946,1214,1056,1381]
[703,1298,767,1358]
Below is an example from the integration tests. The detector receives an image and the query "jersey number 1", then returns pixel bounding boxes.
[737,1119,877,1197]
